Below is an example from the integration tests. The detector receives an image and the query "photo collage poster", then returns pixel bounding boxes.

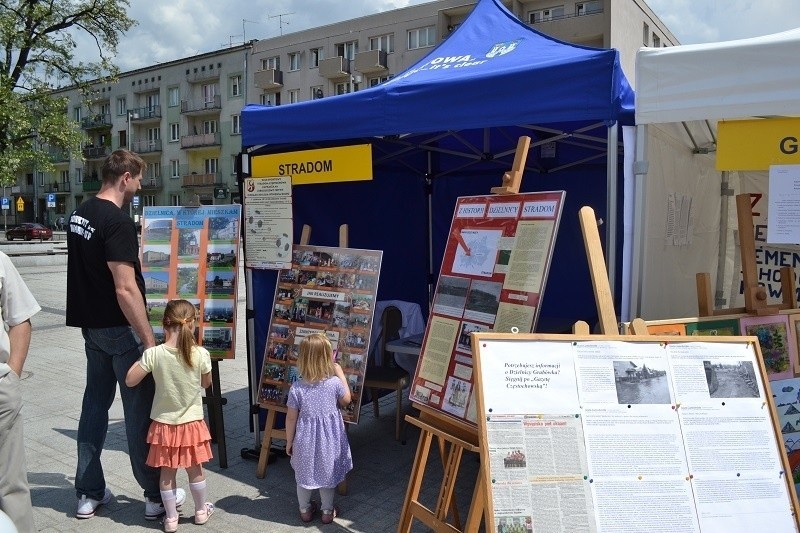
[473,336,797,533]
[409,191,565,425]
[258,245,383,424]
[141,205,242,359]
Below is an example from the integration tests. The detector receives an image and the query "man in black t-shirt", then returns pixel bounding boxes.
[66,149,185,520]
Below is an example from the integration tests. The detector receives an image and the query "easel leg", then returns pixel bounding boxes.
[204,360,228,468]
[436,435,462,529]
[256,409,277,478]
[337,424,349,496]
[398,428,434,533]
[463,467,486,532]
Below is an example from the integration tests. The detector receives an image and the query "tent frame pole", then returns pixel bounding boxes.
[606,122,619,302]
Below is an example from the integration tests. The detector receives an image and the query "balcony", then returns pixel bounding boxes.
[131,138,163,154]
[182,172,220,187]
[82,179,102,193]
[354,50,388,74]
[128,106,161,123]
[141,176,163,190]
[180,95,222,115]
[186,68,220,84]
[48,148,70,163]
[254,69,283,90]
[180,131,221,149]
[81,114,112,130]
[45,181,72,194]
[319,57,351,79]
[132,78,161,94]
[82,146,111,160]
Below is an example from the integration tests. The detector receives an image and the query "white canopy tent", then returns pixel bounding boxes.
[626,28,800,321]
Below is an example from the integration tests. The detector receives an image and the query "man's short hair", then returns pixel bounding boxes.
[102,149,145,184]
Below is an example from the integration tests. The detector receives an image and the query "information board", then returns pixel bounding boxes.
[409,191,565,424]
[258,245,382,423]
[141,205,242,359]
[243,176,293,269]
[472,334,799,533]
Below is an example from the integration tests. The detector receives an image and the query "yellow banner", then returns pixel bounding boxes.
[251,144,373,185]
[718,118,800,170]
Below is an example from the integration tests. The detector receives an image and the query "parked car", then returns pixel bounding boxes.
[5,223,53,241]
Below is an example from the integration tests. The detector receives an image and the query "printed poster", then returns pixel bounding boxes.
[243,176,293,270]
[409,191,565,425]
[257,245,382,424]
[141,205,242,359]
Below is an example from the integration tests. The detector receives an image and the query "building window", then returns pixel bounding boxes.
[168,86,180,107]
[73,106,82,121]
[202,83,218,104]
[143,195,157,207]
[288,89,299,104]
[652,34,661,47]
[369,34,394,53]
[116,97,127,116]
[60,170,69,183]
[528,6,565,23]
[169,123,180,142]
[260,92,280,106]
[369,76,389,87]
[204,158,218,174]
[75,168,83,184]
[146,162,161,179]
[310,86,324,99]
[643,23,650,46]
[38,171,44,186]
[289,52,301,71]
[262,56,279,70]
[170,194,181,206]
[147,127,160,141]
[146,92,159,108]
[310,47,324,68]
[231,114,240,134]
[335,81,353,95]
[407,26,435,50]
[230,75,241,97]
[202,120,218,134]
[335,41,358,60]
[170,160,180,178]
[575,1,602,16]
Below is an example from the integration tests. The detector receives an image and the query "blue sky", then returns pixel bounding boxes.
[78,0,800,71]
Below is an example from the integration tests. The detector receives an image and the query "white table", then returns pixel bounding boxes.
[385,333,424,378]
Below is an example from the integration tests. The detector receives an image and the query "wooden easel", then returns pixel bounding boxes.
[256,224,351,497]
[397,136,532,533]
[696,193,797,317]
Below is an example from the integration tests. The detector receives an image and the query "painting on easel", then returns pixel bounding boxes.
[740,314,797,381]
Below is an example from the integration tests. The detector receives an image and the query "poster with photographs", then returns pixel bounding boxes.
[409,191,565,425]
[141,205,241,359]
[257,245,382,424]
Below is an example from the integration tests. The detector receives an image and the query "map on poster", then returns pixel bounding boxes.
[409,191,565,425]
[258,245,383,424]
[141,205,242,359]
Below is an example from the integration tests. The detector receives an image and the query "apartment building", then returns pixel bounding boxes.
[15,0,675,226]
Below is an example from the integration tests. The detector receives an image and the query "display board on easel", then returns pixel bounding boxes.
[472,333,800,533]
[408,188,565,425]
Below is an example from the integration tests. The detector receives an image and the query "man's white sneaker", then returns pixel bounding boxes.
[76,488,113,519]
[144,488,186,521]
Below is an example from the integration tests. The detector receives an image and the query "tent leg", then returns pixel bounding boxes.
[606,122,619,301]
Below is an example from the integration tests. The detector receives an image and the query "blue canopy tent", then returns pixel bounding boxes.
[239,0,634,442]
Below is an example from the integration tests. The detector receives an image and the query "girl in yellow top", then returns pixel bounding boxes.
[126,299,214,532]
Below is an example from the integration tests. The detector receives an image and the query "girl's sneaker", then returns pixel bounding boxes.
[194,502,215,525]
[162,516,179,533]
[321,507,337,525]
[300,501,318,523]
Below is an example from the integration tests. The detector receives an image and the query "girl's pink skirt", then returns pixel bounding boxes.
[145,419,213,469]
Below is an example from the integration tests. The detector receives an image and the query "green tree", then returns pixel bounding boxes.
[0,0,137,184]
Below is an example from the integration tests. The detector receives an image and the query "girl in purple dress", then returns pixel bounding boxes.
[286,333,353,524]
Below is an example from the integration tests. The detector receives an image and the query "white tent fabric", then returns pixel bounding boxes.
[636,28,800,124]
[630,27,800,321]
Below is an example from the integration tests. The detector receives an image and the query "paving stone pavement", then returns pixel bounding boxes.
[9,259,480,533]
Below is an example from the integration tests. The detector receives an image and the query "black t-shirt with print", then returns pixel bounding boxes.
[66,197,146,328]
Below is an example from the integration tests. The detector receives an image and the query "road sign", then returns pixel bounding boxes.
[1,197,8,211]
[47,193,56,208]
[16,197,24,212]
[132,195,140,208]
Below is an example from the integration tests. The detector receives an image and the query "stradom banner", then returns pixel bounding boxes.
[251,144,373,185]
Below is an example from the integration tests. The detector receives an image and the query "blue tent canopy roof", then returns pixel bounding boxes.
[242,0,634,147]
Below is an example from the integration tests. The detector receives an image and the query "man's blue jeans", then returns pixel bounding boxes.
[75,326,161,501]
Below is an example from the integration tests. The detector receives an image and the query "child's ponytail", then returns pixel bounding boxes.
[163,299,198,368]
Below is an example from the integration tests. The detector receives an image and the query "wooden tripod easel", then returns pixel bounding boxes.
[255,223,350,481]
[397,136,532,533]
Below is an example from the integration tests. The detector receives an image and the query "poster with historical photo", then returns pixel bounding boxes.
[141,205,242,359]
[257,245,382,424]
[243,176,293,270]
[472,335,798,533]
[409,191,565,425]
